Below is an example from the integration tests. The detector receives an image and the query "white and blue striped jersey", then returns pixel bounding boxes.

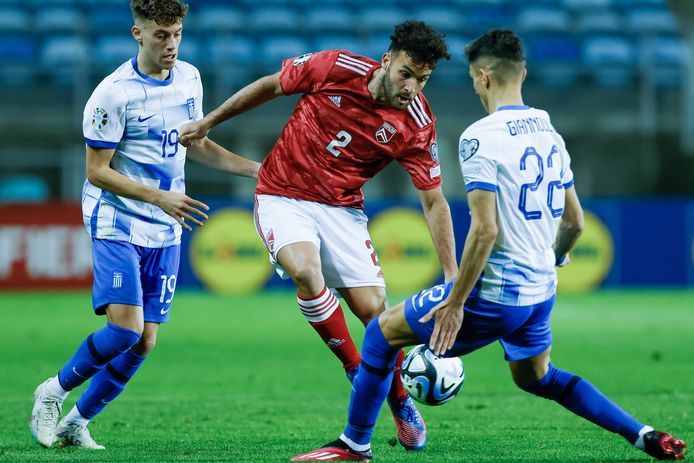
[81,57,203,248]
[459,105,574,306]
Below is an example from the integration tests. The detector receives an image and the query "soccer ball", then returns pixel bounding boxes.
[400,344,464,406]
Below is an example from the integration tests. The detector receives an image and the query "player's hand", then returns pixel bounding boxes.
[179,119,211,147]
[155,191,209,231]
[418,296,464,356]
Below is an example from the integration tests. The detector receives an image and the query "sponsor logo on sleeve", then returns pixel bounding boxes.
[292,53,313,66]
[328,95,342,108]
[91,108,108,130]
[459,138,479,161]
[430,142,439,162]
[187,98,195,120]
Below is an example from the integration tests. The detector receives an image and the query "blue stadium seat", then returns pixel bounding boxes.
[355,6,409,34]
[638,35,689,87]
[575,11,623,34]
[411,6,466,35]
[303,5,356,34]
[88,7,133,34]
[192,5,245,33]
[25,0,76,5]
[613,0,667,8]
[207,35,256,66]
[526,34,581,87]
[0,7,31,32]
[0,34,38,85]
[178,35,201,64]
[582,35,636,86]
[432,34,469,86]
[457,3,515,37]
[94,35,136,69]
[362,33,393,61]
[625,8,679,35]
[249,6,301,34]
[516,6,571,33]
[562,0,613,11]
[0,175,50,203]
[238,0,288,6]
[35,7,85,33]
[257,35,312,72]
[312,34,364,56]
[39,35,90,86]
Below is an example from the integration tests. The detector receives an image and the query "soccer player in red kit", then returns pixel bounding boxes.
[180,21,457,451]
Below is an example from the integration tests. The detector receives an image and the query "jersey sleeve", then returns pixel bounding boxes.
[397,125,442,191]
[193,67,204,121]
[458,125,498,193]
[83,82,127,149]
[279,50,337,95]
[558,135,574,189]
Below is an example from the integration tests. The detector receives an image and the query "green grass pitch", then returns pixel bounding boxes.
[1,289,692,462]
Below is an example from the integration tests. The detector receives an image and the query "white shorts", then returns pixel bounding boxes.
[253,194,386,289]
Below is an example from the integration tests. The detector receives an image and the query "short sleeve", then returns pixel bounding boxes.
[458,127,497,193]
[559,136,574,189]
[194,69,204,121]
[279,50,336,95]
[83,83,127,149]
[397,125,442,191]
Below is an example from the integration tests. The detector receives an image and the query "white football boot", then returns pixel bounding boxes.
[30,378,63,447]
[55,421,105,449]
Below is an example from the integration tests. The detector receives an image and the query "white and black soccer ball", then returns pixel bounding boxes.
[400,344,464,406]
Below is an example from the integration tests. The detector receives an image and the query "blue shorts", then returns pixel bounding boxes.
[91,239,180,323]
[404,280,554,361]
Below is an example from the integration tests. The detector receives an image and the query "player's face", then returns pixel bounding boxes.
[133,19,182,73]
[469,64,491,114]
[381,51,433,110]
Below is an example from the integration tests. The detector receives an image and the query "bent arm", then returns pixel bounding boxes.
[86,145,164,204]
[186,137,261,179]
[447,189,498,305]
[553,185,584,264]
[418,187,458,281]
[206,73,284,129]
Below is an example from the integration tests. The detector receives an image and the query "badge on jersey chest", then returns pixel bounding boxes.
[375,121,397,144]
[187,98,195,120]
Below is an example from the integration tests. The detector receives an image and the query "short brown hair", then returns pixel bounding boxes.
[389,21,450,69]
[131,0,188,26]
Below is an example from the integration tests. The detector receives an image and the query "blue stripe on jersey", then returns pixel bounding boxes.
[563,179,575,189]
[86,138,119,149]
[131,56,174,87]
[90,191,104,237]
[466,181,498,192]
[497,105,531,111]
[114,212,133,238]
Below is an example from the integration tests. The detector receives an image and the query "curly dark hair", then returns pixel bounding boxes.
[131,0,188,26]
[389,20,450,68]
[464,29,525,64]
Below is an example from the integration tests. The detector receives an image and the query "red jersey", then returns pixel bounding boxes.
[255,50,442,209]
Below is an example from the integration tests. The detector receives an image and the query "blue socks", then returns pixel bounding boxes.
[76,349,147,419]
[57,322,141,391]
[520,364,645,443]
[343,319,398,447]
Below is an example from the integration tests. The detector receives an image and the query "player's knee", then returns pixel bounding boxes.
[132,334,157,356]
[291,266,324,292]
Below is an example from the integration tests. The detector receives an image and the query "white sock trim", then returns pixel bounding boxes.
[634,425,654,450]
[339,433,371,452]
[64,405,89,427]
[45,376,69,401]
[298,288,339,323]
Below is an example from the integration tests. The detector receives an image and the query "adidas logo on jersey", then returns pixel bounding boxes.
[328,95,342,108]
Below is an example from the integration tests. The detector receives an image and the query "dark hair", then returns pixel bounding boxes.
[464,29,525,64]
[131,0,188,26]
[389,20,450,68]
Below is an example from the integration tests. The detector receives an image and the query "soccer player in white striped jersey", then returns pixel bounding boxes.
[292,29,686,462]
[29,0,259,450]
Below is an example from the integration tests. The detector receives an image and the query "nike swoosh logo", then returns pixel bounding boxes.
[72,367,86,378]
[137,114,156,122]
[160,307,171,315]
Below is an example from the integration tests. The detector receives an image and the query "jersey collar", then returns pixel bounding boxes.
[131,56,174,86]
[496,105,530,111]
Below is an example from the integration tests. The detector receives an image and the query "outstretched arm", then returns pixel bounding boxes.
[553,185,584,265]
[179,72,285,146]
[186,137,261,179]
[418,187,458,282]
[86,146,208,231]
[420,189,498,355]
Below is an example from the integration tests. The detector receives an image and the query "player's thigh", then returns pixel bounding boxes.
[499,295,555,363]
[253,195,321,260]
[92,238,145,315]
[337,286,387,325]
[379,301,420,348]
[508,346,552,387]
[140,244,181,324]
[313,204,385,289]
[106,304,144,333]
[276,241,323,279]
